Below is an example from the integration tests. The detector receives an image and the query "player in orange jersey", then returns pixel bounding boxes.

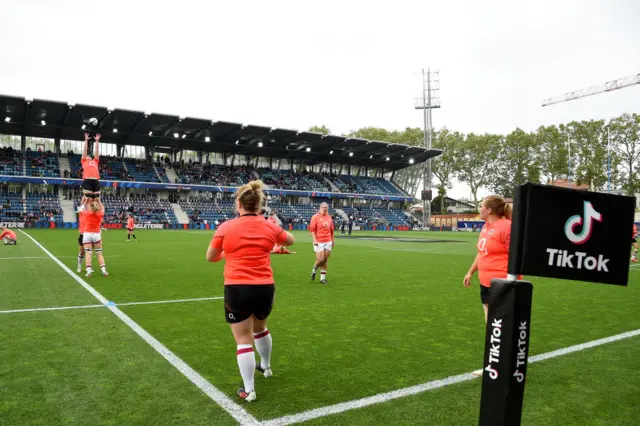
[81,132,101,202]
[463,195,514,322]
[206,180,294,403]
[463,195,515,376]
[631,223,639,262]
[1,227,17,245]
[80,199,109,277]
[126,213,137,242]
[267,211,278,224]
[309,202,334,284]
[76,208,86,272]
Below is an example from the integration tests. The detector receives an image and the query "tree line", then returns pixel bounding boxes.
[311,112,640,214]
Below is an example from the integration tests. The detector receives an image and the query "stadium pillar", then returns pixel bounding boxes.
[21,135,26,151]
[269,157,273,170]
[54,138,60,154]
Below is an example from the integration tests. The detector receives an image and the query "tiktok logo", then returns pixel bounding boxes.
[564,201,602,245]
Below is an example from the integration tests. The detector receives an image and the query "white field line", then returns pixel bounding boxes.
[18,230,258,426]
[0,255,123,260]
[262,328,640,426]
[0,296,224,314]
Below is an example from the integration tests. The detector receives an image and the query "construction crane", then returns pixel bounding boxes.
[542,73,640,107]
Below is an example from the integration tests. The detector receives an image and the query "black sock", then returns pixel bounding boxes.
[133,234,136,239]
[127,234,130,240]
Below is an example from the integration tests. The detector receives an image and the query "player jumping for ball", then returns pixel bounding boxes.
[310,202,335,284]
[81,132,101,203]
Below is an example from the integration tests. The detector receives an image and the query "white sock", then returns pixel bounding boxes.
[101,265,107,273]
[78,255,84,267]
[253,329,272,369]
[321,270,327,280]
[312,266,317,274]
[236,344,255,392]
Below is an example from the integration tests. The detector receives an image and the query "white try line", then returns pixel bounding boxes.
[0,296,224,314]
[262,328,640,426]
[18,230,258,426]
[0,255,123,260]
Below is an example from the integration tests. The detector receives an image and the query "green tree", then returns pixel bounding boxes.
[308,125,331,135]
[457,133,499,207]
[489,129,540,198]
[431,128,463,214]
[608,113,640,195]
[536,124,569,184]
[566,120,609,190]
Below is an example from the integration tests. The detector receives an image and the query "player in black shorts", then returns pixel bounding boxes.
[206,180,294,403]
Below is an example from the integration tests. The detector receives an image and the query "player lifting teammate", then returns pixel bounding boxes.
[80,199,109,277]
[310,202,335,284]
[206,180,295,402]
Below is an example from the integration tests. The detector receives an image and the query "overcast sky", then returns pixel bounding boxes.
[1,0,638,199]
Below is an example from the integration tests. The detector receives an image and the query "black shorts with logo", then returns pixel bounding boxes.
[224,284,275,324]
[78,234,84,246]
[82,178,100,193]
[480,285,491,305]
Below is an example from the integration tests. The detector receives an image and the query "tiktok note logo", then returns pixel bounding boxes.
[564,201,602,245]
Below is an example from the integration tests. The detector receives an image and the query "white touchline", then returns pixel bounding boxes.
[0,256,50,260]
[18,230,258,426]
[0,296,224,315]
[0,304,105,314]
[117,296,224,307]
[262,328,640,426]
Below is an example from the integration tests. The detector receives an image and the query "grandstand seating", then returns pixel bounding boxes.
[174,162,255,187]
[259,169,330,192]
[123,158,166,183]
[25,193,63,222]
[179,198,236,223]
[0,191,25,222]
[0,147,23,176]
[25,150,60,177]
[74,194,178,224]
[333,175,405,196]
[341,206,410,226]
[67,155,168,183]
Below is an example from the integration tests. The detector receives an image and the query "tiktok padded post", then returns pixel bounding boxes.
[478,279,533,426]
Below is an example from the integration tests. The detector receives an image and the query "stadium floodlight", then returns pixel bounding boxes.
[349,152,354,157]
[81,124,86,130]
[173,133,179,138]
[386,157,390,161]
[182,134,187,139]
[329,150,334,154]
[41,120,46,125]
[113,128,118,133]
[258,142,263,147]
[235,140,239,145]
[369,155,373,159]
[409,158,415,164]
[4,117,10,122]
[205,136,210,142]
[148,131,153,136]
[306,147,311,152]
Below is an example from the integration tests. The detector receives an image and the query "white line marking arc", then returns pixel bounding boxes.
[18,230,258,426]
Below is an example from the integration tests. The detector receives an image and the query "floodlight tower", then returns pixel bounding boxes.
[415,68,440,228]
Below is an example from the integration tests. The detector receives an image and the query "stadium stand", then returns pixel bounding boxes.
[259,169,330,192]
[0,190,24,222]
[25,193,63,222]
[333,175,405,196]
[25,150,60,177]
[174,162,255,186]
[74,194,178,225]
[0,147,23,176]
[179,197,236,224]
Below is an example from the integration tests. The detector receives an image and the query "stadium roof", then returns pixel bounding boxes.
[0,94,441,171]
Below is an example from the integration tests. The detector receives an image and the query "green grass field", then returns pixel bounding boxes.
[1,229,639,425]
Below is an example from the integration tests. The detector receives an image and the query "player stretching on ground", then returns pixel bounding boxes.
[1,227,17,245]
[310,202,334,284]
[81,132,101,202]
[631,223,638,263]
[80,199,109,277]
[126,214,137,241]
[206,180,294,403]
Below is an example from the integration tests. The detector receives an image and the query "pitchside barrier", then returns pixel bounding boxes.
[479,182,635,426]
